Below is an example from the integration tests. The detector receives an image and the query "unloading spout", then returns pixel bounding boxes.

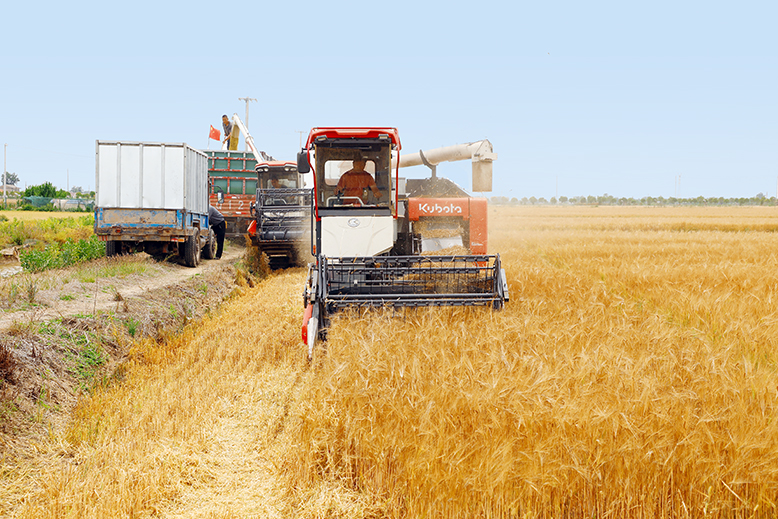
[391,140,497,192]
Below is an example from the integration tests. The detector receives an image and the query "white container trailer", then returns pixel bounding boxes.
[94,141,216,267]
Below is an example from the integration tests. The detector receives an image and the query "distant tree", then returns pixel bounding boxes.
[3,172,19,185]
[510,197,519,205]
[72,187,96,199]
[550,197,557,204]
[559,196,568,204]
[23,182,58,198]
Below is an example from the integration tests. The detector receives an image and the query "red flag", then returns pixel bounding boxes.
[209,125,221,141]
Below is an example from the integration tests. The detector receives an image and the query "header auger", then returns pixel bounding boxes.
[297,127,509,361]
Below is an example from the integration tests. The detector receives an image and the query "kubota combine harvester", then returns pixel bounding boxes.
[247,161,312,267]
[298,127,509,360]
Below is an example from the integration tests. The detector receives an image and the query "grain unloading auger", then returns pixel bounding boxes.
[297,128,509,361]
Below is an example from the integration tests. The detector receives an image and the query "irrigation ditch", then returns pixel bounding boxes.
[0,245,249,467]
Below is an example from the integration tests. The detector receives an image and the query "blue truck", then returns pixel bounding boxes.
[94,141,216,267]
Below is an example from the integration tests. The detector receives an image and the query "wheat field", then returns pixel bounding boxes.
[5,206,778,517]
[0,211,77,222]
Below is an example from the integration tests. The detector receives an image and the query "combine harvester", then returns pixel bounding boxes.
[247,160,312,268]
[298,127,508,360]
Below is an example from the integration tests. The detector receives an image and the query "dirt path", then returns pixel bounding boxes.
[0,246,244,334]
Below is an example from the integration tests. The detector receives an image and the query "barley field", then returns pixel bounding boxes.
[5,206,778,517]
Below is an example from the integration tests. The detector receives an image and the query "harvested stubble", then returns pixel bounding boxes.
[286,206,778,517]
[8,270,310,518]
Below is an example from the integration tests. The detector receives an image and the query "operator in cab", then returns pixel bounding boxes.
[335,154,381,204]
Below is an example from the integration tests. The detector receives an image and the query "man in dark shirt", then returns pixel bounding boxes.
[208,205,226,259]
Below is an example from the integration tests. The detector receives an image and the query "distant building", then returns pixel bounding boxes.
[51,198,94,211]
[1,184,20,193]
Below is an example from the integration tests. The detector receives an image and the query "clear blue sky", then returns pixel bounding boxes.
[1,0,775,199]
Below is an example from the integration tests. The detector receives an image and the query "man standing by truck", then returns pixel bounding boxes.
[209,205,226,259]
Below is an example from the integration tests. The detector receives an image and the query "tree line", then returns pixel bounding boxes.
[490,193,778,206]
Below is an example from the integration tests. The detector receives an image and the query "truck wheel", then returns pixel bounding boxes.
[202,228,217,259]
[106,241,122,257]
[184,230,201,267]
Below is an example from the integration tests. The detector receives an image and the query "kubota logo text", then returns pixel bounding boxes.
[418,203,464,215]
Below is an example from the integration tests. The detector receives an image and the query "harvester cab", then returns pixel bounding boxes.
[298,128,403,258]
[298,127,509,361]
[248,161,312,268]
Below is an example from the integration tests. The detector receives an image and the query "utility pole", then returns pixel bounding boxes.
[296,130,305,149]
[238,97,257,152]
[3,144,6,209]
